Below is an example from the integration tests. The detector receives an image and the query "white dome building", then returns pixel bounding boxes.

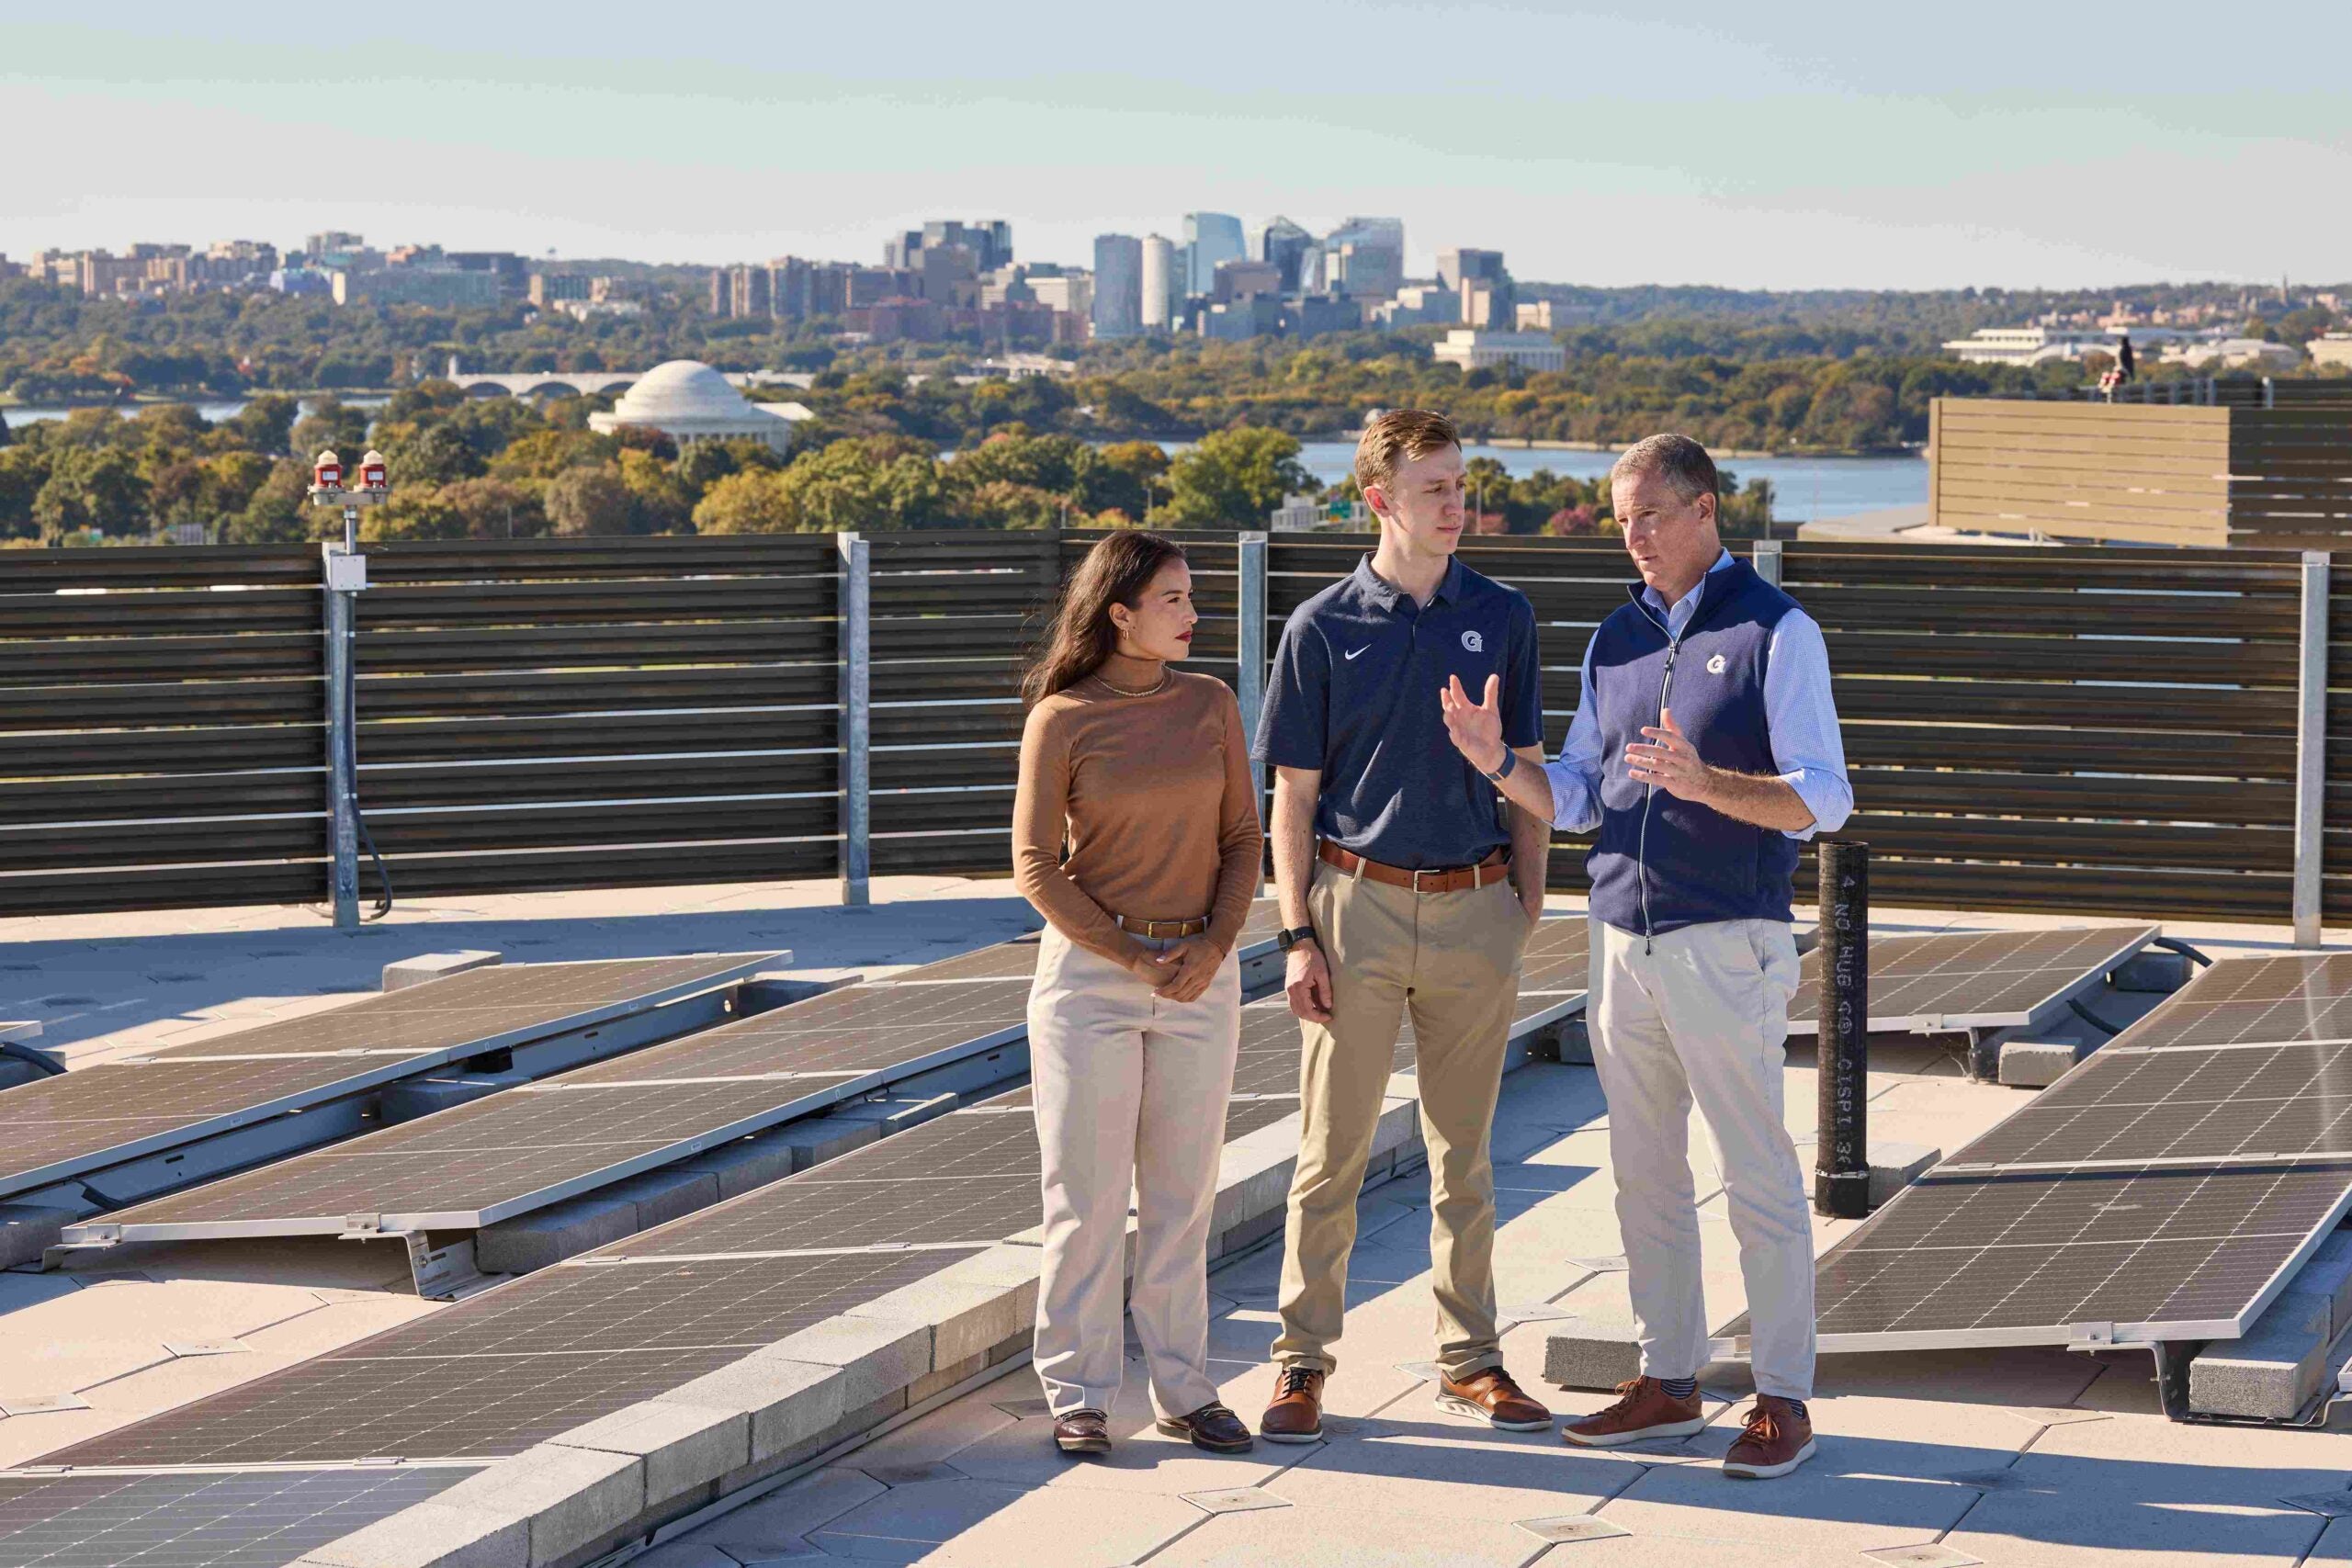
[587,359,812,454]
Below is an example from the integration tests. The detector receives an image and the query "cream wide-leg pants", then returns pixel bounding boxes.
[1026,928,1241,1420]
[1587,915,1815,1400]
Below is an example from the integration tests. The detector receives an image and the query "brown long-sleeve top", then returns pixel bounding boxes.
[1012,651,1263,967]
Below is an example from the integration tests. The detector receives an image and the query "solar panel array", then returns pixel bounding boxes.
[79,912,1292,1244]
[1784,925,2154,1033]
[0,955,771,1202]
[4,903,1580,1560]
[1743,949,2352,1357]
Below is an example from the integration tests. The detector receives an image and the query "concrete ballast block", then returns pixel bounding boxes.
[2188,1293,2330,1419]
[382,951,503,991]
[756,1315,931,1414]
[606,1168,720,1231]
[551,1398,751,1510]
[2112,950,2192,993]
[664,1353,844,1466]
[472,1192,638,1274]
[775,1113,882,1173]
[1998,1039,2083,1088]
[676,1132,800,1199]
[297,1500,528,1568]
[1544,1328,1642,1392]
[2299,1229,2352,1338]
[0,1204,77,1269]
[1806,1142,1938,1213]
[845,1277,1032,1371]
[428,1443,644,1567]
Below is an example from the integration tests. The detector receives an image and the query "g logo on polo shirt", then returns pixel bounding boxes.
[1460,630,1484,653]
[1706,653,1727,674]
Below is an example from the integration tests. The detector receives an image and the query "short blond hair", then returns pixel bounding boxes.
[1354,408,1460,497]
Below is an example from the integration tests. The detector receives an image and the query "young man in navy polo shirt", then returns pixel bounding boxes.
[1250,409,1555,1443]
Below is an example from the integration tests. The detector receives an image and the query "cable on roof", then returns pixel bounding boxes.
[2150,936,2213,967]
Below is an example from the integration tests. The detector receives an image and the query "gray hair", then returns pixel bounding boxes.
[1611,434,1718,508]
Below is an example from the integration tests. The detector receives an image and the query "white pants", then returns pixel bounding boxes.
[1027,928,1241,1419]
[1588,916,1815,1400]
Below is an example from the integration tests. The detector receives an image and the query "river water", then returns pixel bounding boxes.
[1286,440,1923,521]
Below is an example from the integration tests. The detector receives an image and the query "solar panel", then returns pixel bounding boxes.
[1946,1039,2352,1169]
[1517,918,1590,996]
[72,909,1302,1247]
[1785,925,2154,1034]
[1736,950,2352,1365]
[37,1247,979,1467]
[609,1104,1042,1258]
[1225,1096,1300,1141]
[1714,1163,2352,1353]
[0,1466,479,1568]
[71,944,1040,1243]
[0,954,771,1203]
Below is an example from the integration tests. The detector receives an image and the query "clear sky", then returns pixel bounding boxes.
[5,2,2347,291]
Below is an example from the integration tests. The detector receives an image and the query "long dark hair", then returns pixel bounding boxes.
[1022,530,1187,706]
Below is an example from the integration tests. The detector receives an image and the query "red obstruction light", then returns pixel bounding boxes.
[358,450,388,491]
[312,450,344,491]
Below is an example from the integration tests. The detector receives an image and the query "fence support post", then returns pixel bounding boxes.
[1236,531,1268,803]
[1751,536,1783,588]
[2295,550,2329,947]
[838,531,871,908]
[321,545,360,929]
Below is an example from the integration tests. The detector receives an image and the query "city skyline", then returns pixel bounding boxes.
[6,3,2348,291]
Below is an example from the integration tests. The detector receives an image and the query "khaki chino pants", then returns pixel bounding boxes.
[1272,861,1529,1379]
[1587,915,1815,1400]
[1027,928,1241,1419]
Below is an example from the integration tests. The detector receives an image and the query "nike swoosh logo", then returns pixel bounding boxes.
[1343,647,1369,660]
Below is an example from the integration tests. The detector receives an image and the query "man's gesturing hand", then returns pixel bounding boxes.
[1625,707,1713,802]
[1285,942,1334,1024]
[1439,673,1509,775]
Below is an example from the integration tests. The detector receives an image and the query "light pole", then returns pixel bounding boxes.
[309,449,388,928]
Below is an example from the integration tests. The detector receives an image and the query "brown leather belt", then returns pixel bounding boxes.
[1116,913,1210,938]
[1317,840,1510,893]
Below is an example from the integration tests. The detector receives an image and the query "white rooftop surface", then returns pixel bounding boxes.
[5,876,2348,1563]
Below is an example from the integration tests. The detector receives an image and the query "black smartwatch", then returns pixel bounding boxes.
[1482,750,1519,783]
[1276,926,1317,953]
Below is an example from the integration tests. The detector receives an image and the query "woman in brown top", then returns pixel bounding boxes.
[1013,530,1262,1460]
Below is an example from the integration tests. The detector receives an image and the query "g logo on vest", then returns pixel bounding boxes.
[1706,653,1727,674]
[1461,630,1484,653]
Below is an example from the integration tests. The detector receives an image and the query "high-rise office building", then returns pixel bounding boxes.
[1437,247,1506,292]
[1325,217,1406,299]
[1182,213,1245,299]
[1140,234,1178,331]
[888,220,1013,276]
[1091,234,1144,339]
[1255,217,1315,293]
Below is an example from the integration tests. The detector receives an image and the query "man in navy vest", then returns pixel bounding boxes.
[1438,433,1850,1480]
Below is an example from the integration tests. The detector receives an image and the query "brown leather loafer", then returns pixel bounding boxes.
[1561,1377,1705,1448]
[1052,1407,1111,1456]
[1260,1365,1326,1445]
[1155,1401,1255,1453]
[1722,1395,1815,1479]
[1434,1365,1553,1433]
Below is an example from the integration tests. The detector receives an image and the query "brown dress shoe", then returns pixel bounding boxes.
[1052,1407,1111,1456]
[1434,1366,1553,1432]
[1155,1401,1255,1453]
[1722,1395,1815,1479]
[1561,1377,1705,1448]
[1260,1365,1326,1445]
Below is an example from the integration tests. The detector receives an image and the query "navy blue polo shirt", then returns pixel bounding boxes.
[1254,555,1543,870]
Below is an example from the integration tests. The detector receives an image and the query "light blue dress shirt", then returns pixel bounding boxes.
[1542,549,1853,840]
